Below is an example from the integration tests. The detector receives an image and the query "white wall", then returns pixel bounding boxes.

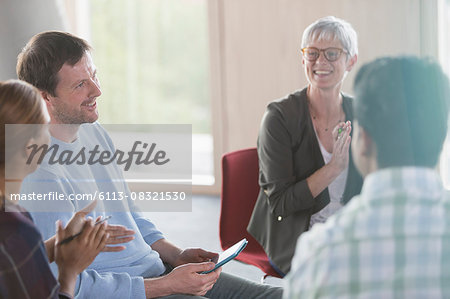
[0,0,66,81]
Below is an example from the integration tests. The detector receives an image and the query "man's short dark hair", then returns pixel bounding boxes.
[354,56,450,168]
[17,31,91,96]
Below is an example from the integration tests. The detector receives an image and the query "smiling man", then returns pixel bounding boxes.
[45,53,100,124]
[17,31,282,299]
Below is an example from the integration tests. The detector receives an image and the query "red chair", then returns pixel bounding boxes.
[219,148,282,279]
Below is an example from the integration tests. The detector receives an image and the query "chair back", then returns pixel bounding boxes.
[219,148,282,277]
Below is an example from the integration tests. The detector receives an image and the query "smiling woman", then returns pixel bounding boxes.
[247,16,363,275]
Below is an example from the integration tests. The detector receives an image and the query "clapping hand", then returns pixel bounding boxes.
[64,200,135,252]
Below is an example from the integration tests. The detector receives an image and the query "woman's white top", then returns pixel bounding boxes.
[309,133,348,229]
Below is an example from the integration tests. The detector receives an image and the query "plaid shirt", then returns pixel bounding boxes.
[0,204,70,299]
[284,167,450,299]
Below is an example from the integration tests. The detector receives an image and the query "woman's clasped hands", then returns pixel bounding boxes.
[330,120,352,172]
[51,200,136,294]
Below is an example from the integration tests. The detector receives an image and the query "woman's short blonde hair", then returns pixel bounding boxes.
[301,16,358,57]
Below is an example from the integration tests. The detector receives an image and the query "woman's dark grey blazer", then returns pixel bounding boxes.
[247,87,363,275]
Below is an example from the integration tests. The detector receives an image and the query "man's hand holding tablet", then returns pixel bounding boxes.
[202,238,248,274]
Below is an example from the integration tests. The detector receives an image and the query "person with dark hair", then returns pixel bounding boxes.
[248,16,363,276]
[284,56,450,298]
[18,31,283,299]
[353,57,449,169]
[17,31,92,98]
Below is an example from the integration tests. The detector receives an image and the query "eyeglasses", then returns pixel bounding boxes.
[301,47,348,62]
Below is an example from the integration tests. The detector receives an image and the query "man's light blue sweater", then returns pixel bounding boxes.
[21,123,166,298]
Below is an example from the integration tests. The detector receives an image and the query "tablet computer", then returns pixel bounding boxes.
[202,238,248,274]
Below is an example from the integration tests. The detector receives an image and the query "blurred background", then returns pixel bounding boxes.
[1,0,450,283]
[1,0,449,194]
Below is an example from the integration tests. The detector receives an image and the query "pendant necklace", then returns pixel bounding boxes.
[307,89,344,132]
[310,114,342,132]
